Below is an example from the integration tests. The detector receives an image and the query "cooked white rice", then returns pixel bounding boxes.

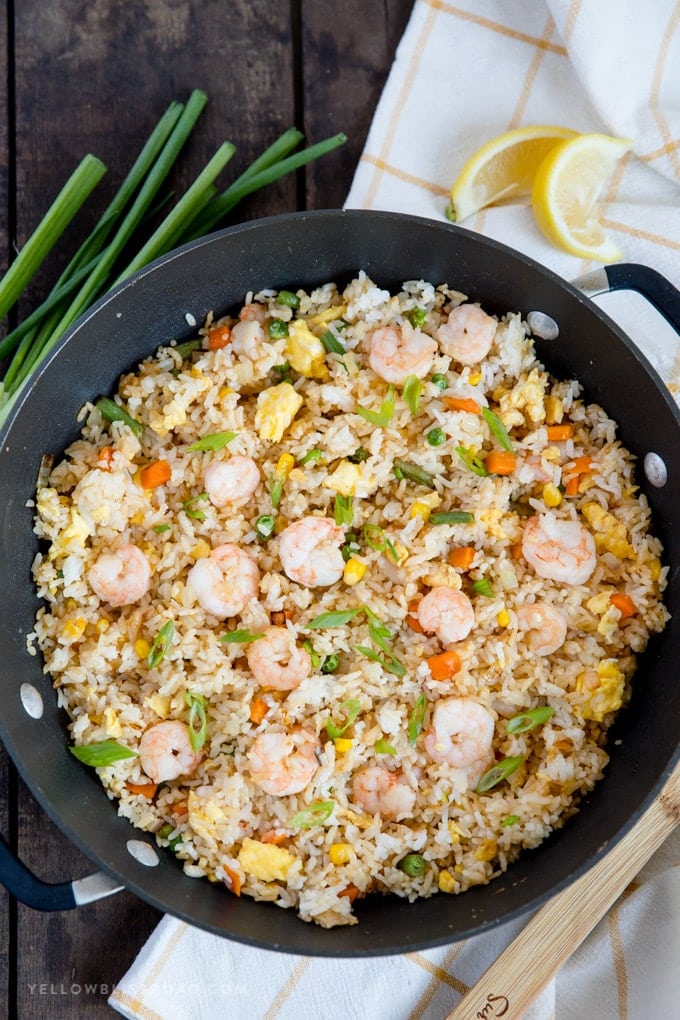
[30,273,669,928]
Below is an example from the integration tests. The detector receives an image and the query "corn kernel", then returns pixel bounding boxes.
[542,482,562,508]
[447,821,461,844]
[542,445,561,462]
[274,515,288,534]
[66,598,78,611]
[648,556,662,581]
[218,386,233,399]
[62,617,86,640]
[329,843,353,866]
[135,638,151,659]
[545,395,564,424]
[468,371,482,386]
[190,539,211,560]
[96,619,110,634]
[475,839,497,862]
[438,870,457,893]
[454,863,464,875]
[333,737,354,753]
[276,453,295,479]
[344,557,367,585]
[497,608,510,627]
[410,501,431,521]
[131,510,146,525]
[133,468,143,487]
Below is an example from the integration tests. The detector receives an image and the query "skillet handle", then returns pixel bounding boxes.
[0,832,123,910]
[573,263,680,336]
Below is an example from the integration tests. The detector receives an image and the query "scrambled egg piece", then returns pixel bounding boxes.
[577,660,625,721]
[323,461,361,497]
[148,373,211,436]
[305,304,346,329]
[478,506,507,539]
[255,382,304,442]
[103,707,123,738]
[586,590,620,641]
[188,791,229,845]
[499,368,547,426]
[582,503,635,559]
[37,487,67,527]
[285,320,328,379]
[50,508,90,559]
[237,837,297,882]
[143,693,171,719]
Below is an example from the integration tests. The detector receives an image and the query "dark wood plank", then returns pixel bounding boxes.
[301,0,413,210]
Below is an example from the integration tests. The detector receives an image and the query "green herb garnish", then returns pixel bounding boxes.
[356,384,395,427]
[302,639,322,670]
[185,690,207,752]
[374,738,397,755]
[426,427,446,447]
[506,706,555,734]
[268,318,289,339]
[341,532,362,562]
[348,447,369,463]
[272,362,294,382]
[153,523,171,534]
[334,494,354,526]
[408,694,427,745]
[482,407,514,452]
[355,645,406,677]
[475,756,524,794]
[321,330,345,354]
[299,448,323,466]
[407,306,427,328]
[255,514,276,539]
[471,578,495,598]
[219,629,265,644]
[429,511,475,525]
[456,445,489,477]
[158,822,182,852]
[277,289,299,309]
[326,699,362,739]
[69,740,138,767]
[174,339,201,359]
[289,800,335,829]
[501,815,520,828]
[308,608,362,629]
[398,853,426,877]
[147,620,175,668]
[363,524,399,562]
[321,653,340,674]
[269,474,284,509]
[182,492,209,520]
[431,374,448,390]
[96,397,142,437]
[186,430,237,452]
[393,459,435,489]
[402,375,422,416]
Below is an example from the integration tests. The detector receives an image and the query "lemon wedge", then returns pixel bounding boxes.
[447,125,577,223]
[531,133,632,261]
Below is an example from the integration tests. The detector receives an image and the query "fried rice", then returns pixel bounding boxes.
[29,272,669,928]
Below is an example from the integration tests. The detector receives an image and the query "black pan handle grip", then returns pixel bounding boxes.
[572,263,680,337]
[0,832,123,910]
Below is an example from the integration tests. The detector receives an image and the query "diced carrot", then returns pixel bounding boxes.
[125,781,158,798]
[223,865,242,897]
[569,455,592,474]
[139,459,171,489]
[564,476,579,497]
[170,800,189,817]
[447,546,476,570]
[546,424,574,442]
[426,649,462,681]
[486,450,516,475]
[269,609,294,625]
[250,696,269,724]
[444,396,481,414]
[207,324,232,350]
[260,829,288,845]
[339,883,360,903]
[610,593,637,618]
[98,446,114,470]
[407,598,425,633]
[511,541,524,560]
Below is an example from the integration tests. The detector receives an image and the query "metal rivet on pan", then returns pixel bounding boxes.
[526,311,559,340]
[185,312,197,327]
[126,840,160,867]
[644,452,667,488]
[19,683,44,719]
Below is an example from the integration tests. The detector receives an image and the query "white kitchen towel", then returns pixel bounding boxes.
[111,3,680,1018]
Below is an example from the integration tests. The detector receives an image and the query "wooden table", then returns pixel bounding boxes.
[0,2,412,1015]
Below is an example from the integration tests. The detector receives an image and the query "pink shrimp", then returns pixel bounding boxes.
[436,304,497,365]
[368,323,438,384]
[417,587,475,645]
[187,543,260,618]
[522,514,597,586]
[246,626,312,691]
[278,516,345,588]
[247,729,320,795]
[352,766,416,820]
[87,543,151,607]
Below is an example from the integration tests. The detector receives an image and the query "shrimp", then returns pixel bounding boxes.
[522,513,597,585]
[278,516,345,588]
[424,697,495,786]
[231,318,265,359]
[246,625,312,690]
[87,543,151,607]
[204,455,260,508]
[247,729,319,795]
[139,720,202,783]
[516,601,567,655]
[368,323,438,384]
[417,586,475,646]
[188,543,260,618]
[239,302,268,323]
[351,766,416,821]
[436,304,497,365]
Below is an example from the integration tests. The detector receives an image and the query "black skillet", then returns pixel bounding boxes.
[0,210,678,955]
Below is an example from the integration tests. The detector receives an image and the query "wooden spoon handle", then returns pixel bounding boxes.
[446,763,680,1019]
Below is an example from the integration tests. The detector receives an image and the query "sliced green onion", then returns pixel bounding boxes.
[321,653,340,674]
[269,474,284,509]
[268,318,289,339]
[272,362,294,383]
[398,853,426,877]
[341,533,362,563]
[429,511,475,525]
[402,375,422,416]
[255,514,276,539]
[289,800,335,829]
[506,706,555,734]
[174,339,202,359]
[431,373,448,390]
[277,289,300,309]
[69,739,138,767]
[393,459,435,489]
[308,608,362,629]
[374,738,397,755]
[158,822,182,852]
[326,699,362,739]
[320,330,345,354]
[356,645,406,677]
[475,756,524,794]
[408,694,427,745]
[348,447,369,463]
[427,427,446,447]
[356,384,395,427]
[334,494,354,526]
[501,814,520,828]
[302,640,322,670]
[96,397,142,437]
[147,620,175,668]
[186,430,237,452]
[299,448,323,466]
[407,307,427,329]
[219,629,265,644]
[363,524,398,561]
[471,578,495,598]
[182,492,209,520]
[363,606,392,652]
[456,446,489,477]
[185,690,208,752]
[153,523,171,534]
[482,407,514,452]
